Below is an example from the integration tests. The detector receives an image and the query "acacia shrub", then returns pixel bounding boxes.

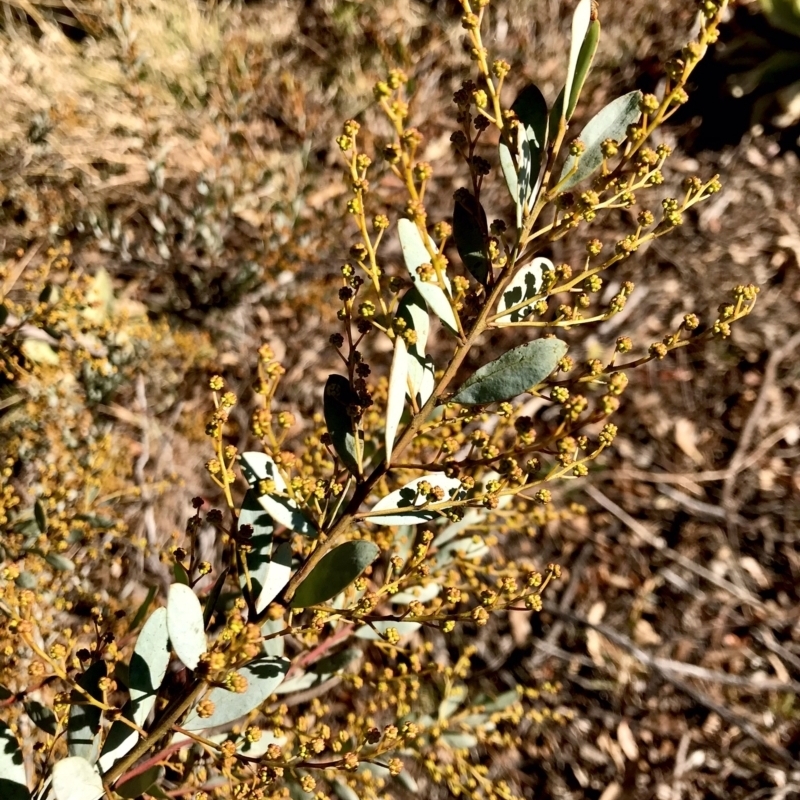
[0,1,757,799]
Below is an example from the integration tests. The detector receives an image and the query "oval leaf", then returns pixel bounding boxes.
[441,731,478,749]
[68,661,106,760]
[182,656,289,730]
[514,85,549,225]
[115,765,164,799]
[397,286,430,352]
[0,721,30,800]
[496,258,554,323]
[482,689,519,713]
[167,584,206,671]
[239,452,317,537]
[34,500,47,533]
[397,219,459,334]
[566,19,600,120]
[414,358,436,407]
[290,541,380,609]
[238,490,275,599]
[562,0,593,121]
[501,85,549,227]
[498,139,518,210]
[52,756,104,800]
[255,541,293,613]
[451,338,567,405]
[130,607,170,726]
[385,336,409,462]
[46,553,75,572]
[261,617,286,658]
[323,375,361,477]
[559,91,643,189]
[397,287,435,406]
[365,474,465,526]
[22,339,60,366]
[453,192,490,285]
[97,709,137,774]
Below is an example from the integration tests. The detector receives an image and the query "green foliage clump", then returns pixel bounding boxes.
[1,1,759,799]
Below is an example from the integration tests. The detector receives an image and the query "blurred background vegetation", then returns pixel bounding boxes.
[1,0,799,796]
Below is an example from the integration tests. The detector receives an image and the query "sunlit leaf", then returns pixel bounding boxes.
[453,192,490,285]
[451,338,567,405]
[21,339,60,366]
[52,756,104,800]
[291,541,380,609]
[385,335,408,462]
[239,451,316,537]
[495,258,554,323]
[130,607,170,726]
[500,84,548,228]
[255,541,293,613]
[365,474,465,526]
[559,91,643,189]
[182,656,290,730]
[67,661,106,760]
[562,0,593,121]
[0,721,30,800]
[498,139,518,205]
[566,19,600,120]
[261,617,286,658]
[397,287,435,407]
[238,490,274,600]
[397,218,459,334]
[167,584,206,671]
[97,707,136,774]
